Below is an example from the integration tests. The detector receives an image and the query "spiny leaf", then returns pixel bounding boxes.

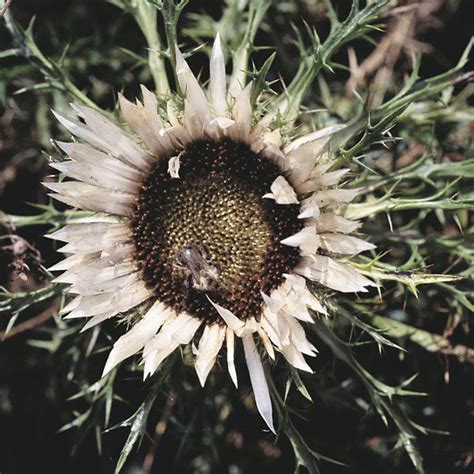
[367,314,474,364]
[338,307,405,352]
[267,368,345,474]
[310,318,426,473]
[3,10,109,113]
[277,0,390,117]
[345,192,473,220]
[114,389,158,473]
[353,264,462,296]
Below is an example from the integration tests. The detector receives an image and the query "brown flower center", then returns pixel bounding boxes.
[130,139,303,323]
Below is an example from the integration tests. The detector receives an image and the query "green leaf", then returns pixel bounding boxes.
[338,307,405,352]
[367,314,474,364]
[276,0,390,118]
[267,368,345,474]
[353,264,462,296]
[112,356,176,472]
[310,318,426,473]
[3,10,110,113]
[114,389,158,473]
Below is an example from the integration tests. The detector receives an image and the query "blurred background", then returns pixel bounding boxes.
[0,1,473,473]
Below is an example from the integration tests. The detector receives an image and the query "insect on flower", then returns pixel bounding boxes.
[175,244,220,292]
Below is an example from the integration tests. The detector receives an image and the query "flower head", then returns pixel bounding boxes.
[47,34,375,432]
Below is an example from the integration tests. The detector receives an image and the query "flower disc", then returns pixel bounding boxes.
[131,139,303,323]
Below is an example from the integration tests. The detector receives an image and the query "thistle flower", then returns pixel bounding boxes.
[46,34,375,432]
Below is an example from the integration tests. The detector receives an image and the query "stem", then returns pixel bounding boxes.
[134,0,170,95]
[147,0,189,94]
[0,0,13,17]
[228,0,271,97]
[275,0,390,119]
[1,209,109,228]
[0,298,59,340]
[345,196,473,220]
